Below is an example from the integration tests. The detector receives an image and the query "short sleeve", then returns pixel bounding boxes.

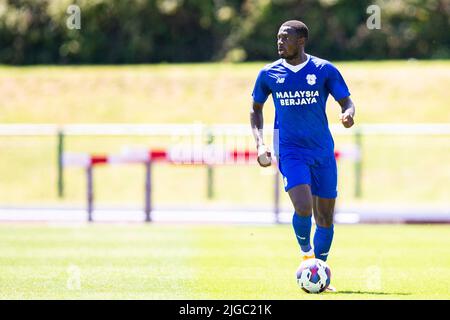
[325,63,350,101]
[252,69,271,103]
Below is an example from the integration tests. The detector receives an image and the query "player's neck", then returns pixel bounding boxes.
[285,51,308,66]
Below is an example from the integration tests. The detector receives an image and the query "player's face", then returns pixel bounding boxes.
[277,27,300,59]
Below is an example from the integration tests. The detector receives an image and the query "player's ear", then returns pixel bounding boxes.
[298,37,306,47]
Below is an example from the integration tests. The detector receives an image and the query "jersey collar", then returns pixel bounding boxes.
[282,54,310,73]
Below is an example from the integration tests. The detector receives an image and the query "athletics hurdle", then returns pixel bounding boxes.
[63,147,284,223]
[63,145,356,223]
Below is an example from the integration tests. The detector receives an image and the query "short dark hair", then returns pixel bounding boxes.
[280,20,309,39]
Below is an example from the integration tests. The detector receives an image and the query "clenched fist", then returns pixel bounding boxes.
[340,110,354,128]
[257,144,272,167]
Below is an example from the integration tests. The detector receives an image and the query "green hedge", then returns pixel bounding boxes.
[0,0,448,64]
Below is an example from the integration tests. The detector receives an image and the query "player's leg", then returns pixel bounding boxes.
[312,195,335,227]
[312,196,335,261]
[310,159,338,292]
[279,158,314,258]
[288,184,314,257]
[310,157,338,262]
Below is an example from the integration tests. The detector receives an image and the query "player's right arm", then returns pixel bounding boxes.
[250,101,272,167]
[250,101,264,148]
[251,68,272,167]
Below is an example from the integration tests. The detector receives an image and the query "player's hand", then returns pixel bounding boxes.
[257,144,272,167]
[340,110,354,128]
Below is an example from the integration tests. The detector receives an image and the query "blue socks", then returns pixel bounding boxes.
[292,213,312,253]
[293,212,335,261]
[313,224,334,262]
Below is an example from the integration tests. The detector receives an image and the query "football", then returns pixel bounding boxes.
[296,258,331,294]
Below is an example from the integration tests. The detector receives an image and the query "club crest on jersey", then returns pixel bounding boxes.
[306,74,316,85]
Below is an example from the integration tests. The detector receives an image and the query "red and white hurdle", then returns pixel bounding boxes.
[63,146,357,223]
[63,146,266,222]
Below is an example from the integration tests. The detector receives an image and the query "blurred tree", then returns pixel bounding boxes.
[0,0,447,64]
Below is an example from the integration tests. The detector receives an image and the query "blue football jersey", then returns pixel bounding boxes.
[252,55,350,159]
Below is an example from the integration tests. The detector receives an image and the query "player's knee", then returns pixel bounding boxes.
[315,214,334,227]
[293,202,312,217]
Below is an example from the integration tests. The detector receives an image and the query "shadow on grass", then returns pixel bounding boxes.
[333,290,411,296]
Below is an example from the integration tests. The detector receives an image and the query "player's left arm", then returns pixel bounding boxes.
[325,62,355,129]
[337,96,355,128]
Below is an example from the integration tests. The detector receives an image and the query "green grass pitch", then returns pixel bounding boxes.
[0,223,448,299]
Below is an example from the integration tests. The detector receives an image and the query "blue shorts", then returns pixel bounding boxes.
[277,153,338,198]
